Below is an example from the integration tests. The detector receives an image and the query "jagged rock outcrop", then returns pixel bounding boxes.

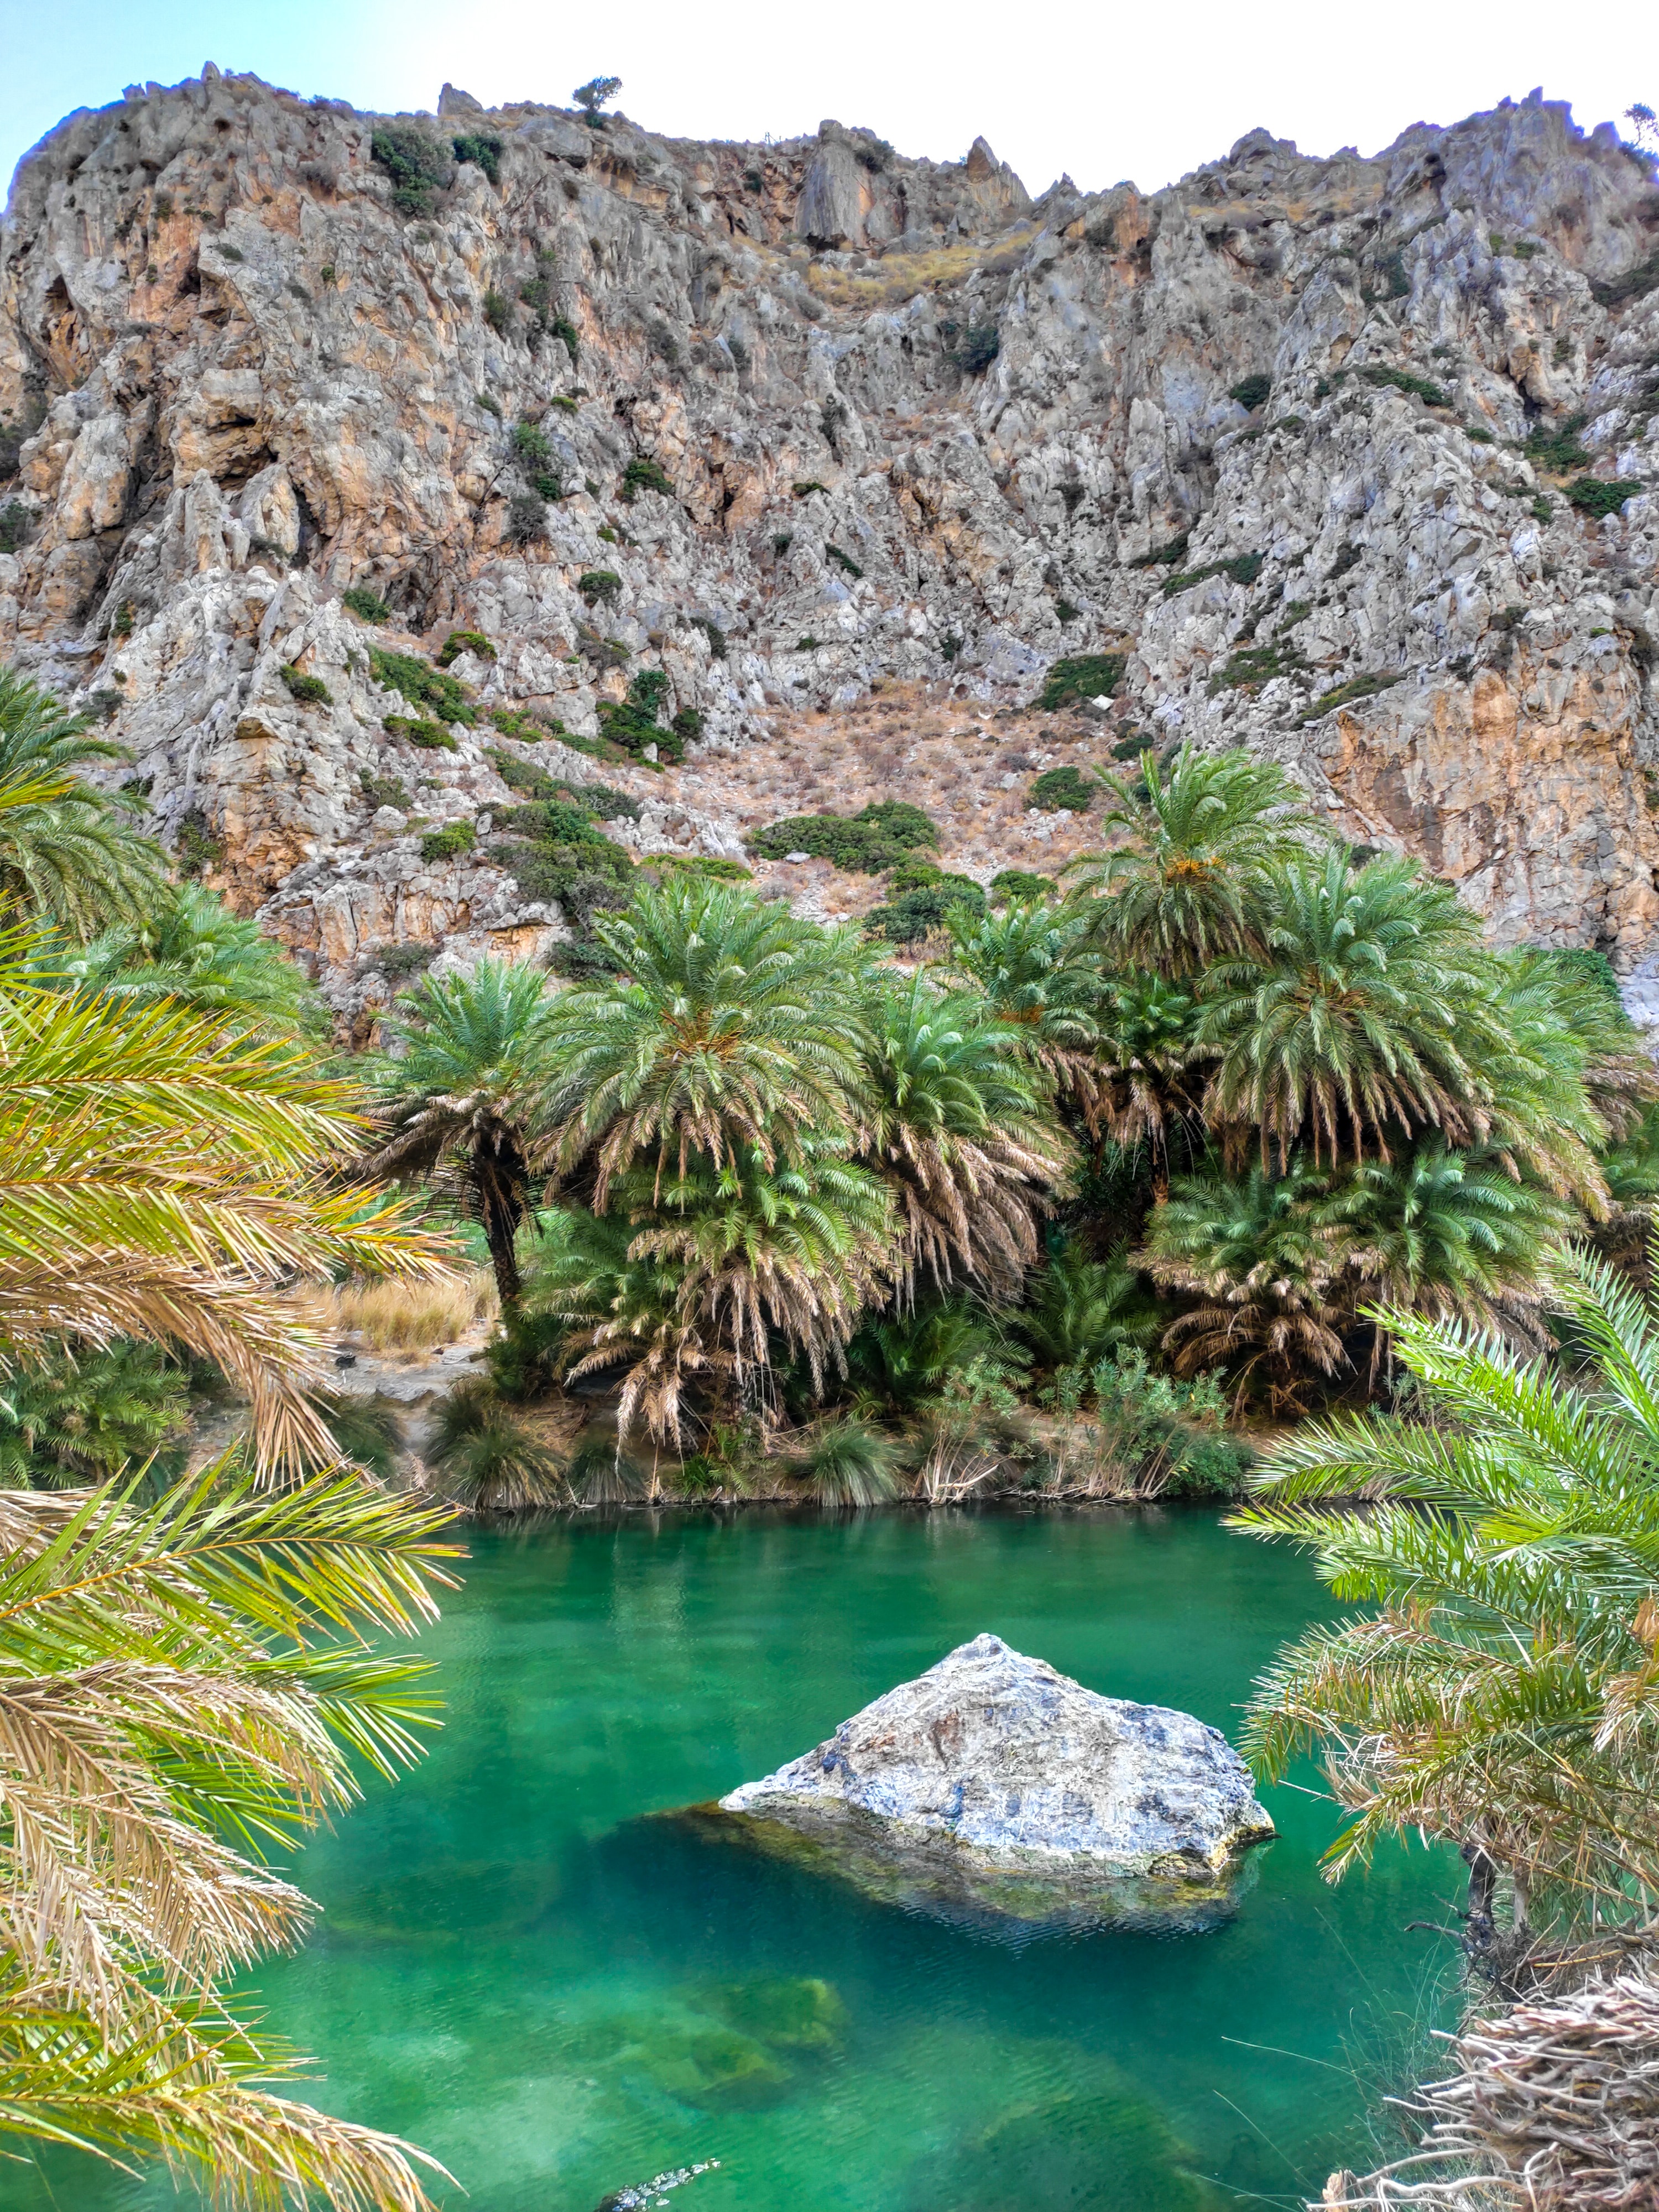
[2,72,1657,1022]
[714,1632,1275,1927]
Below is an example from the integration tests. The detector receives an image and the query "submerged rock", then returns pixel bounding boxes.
[714,1633,1274,1928]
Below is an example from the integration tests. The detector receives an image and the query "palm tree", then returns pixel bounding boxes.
[0,933,448,1474]
[1477,951,1641,1212]
[519,1206,737,1448]
[67,882,326,1039]
[0,1464,457,2209]
[841,1298,1016,1419]
[1235,1244,1659,1943]
[0,1338,188,1486]
[857,972,1068,1300]
[1067,743,1312,977]
[362,959,559,1304]
[1197,849,1501,1169]
[1005,1239,1161,1373]
[543,880,870,1207]
[943,899,1105,1095]
[0,667,163,936]
[1142,1154,1359,1412]
[1344,1141,1570,1355]
[616,1140,895,1430]
[1089,967,1208,1170]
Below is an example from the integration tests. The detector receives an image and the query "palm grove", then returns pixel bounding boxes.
[5,650,1659,2209]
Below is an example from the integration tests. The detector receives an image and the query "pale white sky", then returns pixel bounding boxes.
[2,0,1653,211]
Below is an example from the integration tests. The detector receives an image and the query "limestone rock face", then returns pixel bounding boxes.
[1,74,1657,1027]
[717,1634,1274,1926]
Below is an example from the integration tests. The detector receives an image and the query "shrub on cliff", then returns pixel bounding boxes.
[369,123,451,215]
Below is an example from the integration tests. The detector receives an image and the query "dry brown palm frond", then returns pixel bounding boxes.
[0,1469,459,2208]
[0,960,453,1473]
[1324,1966,1659,2210]
[566,1313,739,1447]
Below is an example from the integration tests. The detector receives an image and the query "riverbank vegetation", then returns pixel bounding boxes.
[349,740,1657,1507]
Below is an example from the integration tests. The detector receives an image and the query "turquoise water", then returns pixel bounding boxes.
[7,1507,1458,2212]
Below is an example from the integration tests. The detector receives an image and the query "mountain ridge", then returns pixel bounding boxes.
[2,70,1656,1026]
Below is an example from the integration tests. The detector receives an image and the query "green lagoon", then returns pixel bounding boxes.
[6,1506,1457,2211]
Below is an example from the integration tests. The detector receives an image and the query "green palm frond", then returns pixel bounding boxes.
[858,970,1068,1298]
[1066,742,1315,976]
[1235,1243,1659,1915]
[0,1467,458,2208]
[0,946,452,1472]
[545,879,871,1203]
[0,670,164,939]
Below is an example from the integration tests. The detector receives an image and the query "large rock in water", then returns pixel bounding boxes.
[714,1635,1275,1930]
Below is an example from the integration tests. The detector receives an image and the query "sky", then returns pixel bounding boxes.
[2,0,1654,210]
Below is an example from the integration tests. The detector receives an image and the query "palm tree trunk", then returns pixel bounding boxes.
[470,1130,526,1307]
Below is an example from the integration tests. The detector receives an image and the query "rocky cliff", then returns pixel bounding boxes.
[3,69,1657,1025]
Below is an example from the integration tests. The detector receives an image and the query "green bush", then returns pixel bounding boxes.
[1161,552,1265,598]
[0,502,32,553]
[483,289,512,335]
[512,421,552,467]
[671,706,706,746]
[1525,413,1590,472]
[1229,374,1272,410]
[1357,363,1448,408]
[620,456,674,502]
[1208,639,1307,695]
[1296,670,1404,727]
[1590,248,1659,310]
[360,770,410,811]
[370,647,475,724]
[1128,533,1190,569]
[451,132,502,184]
[1029,765,1096,812]
[792,479,829,498]
[650,854,753,883]
[551,316,580,361]
[1567,477,1642,518]
[175,808,222,880]
[384,713,457,752]
[578,569,622,604]
[1039,653,1127,709]
[374,941,435,979]
[280,664,331,706]
[437,629,495,666]
[825,543,862,578]
[748,800,938,871]
[489,708,551,743]
[989,868,1053,905]
[688,617,726,660]
[864,874,987,943]
[420,821,477,862]
[369,125,451,216]
[342,585,391,623]
[595,669,686,763]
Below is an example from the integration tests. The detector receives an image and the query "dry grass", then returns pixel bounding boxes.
[805,226,1039,311]
[324,1267,499,1352]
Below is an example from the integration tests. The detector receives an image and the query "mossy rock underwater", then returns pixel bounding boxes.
[324,1858,562,1944]
[904,2082,1219,2212]
[704,1974,847,2054]
[613,2016,797,2110]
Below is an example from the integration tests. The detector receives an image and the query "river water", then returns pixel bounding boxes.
[6,1506,1458,2211]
